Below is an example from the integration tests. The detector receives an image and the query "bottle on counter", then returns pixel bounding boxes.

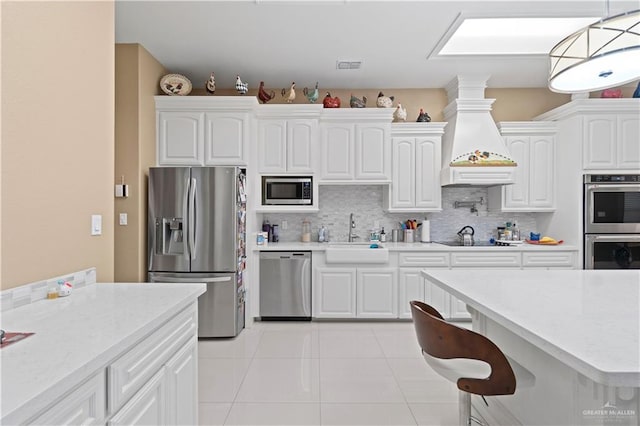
[512,223,520,241]
[504,222,512,240]
[262,220,271,242]
[271,224,279,242]
[380,227,386,242]
[301,219,311,242]
[318,225,326,242]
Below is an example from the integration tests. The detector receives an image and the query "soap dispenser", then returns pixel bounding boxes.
[318,225,327,242]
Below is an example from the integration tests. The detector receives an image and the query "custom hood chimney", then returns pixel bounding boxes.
[440,76,516,186]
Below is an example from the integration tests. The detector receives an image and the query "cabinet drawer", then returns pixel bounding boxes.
[109,304,197,413]
[451,252,521,268]
[522,251,576,268]
[30,370,106,425]
[398,252,449,267]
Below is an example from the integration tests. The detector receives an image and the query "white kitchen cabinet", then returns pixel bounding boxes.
[30,371,106,425]
[398,268,425,319]
[583,113,640,170]
[451,251,521,268]
[314,267,357,318]
[319,109,394,182]
[204,112,250,165]
[165,338,198,426]
[157,111,204,165]
[522,251,577,269]
[155,96,257,166]
[108,369,166,426]
[489,122,556,212]
[356,268,397,318]
[386,123,445,212]
[258,118,317,173]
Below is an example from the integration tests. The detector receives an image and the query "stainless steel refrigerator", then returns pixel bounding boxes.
[148,166,246,338]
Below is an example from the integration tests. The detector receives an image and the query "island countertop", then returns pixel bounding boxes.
[0,282,206,424]
[421,269,640,387]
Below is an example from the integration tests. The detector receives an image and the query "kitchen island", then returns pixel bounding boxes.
[0,281,205,425]
[421,269,640,425]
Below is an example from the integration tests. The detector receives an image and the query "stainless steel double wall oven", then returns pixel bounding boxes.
[584,174,640,269]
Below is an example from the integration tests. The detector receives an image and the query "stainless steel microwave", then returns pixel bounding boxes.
[262,176,312,205]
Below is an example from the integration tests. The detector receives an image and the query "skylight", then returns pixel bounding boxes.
[437,17,600,56]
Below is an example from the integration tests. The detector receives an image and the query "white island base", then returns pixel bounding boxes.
[422,270,639,426]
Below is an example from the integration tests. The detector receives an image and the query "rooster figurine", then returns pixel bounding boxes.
[323,92,341,108]
[258,81,276,104]
[416,108,431,122]
[235,75,248,95]
[281,82,296,103]
[303,82,319,103]
[394,104,407,121]
[205,72,216,95]
[349,94,367,108]
[376,92,394,108]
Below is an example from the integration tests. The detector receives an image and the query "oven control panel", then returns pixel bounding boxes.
[586,174,640,183]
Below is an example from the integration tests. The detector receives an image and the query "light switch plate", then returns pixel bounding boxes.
[91,215,102,235]
[119,213,128,226]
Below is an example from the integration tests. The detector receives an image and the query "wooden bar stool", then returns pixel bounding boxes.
[410,300,534,426]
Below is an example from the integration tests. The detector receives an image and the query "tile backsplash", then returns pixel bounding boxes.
[263,185,538,243]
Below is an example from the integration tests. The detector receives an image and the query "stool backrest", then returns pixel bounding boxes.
[410,300,516,396]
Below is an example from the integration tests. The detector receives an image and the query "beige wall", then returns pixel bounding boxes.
[1,1,115,289]
[201,87,570,122]
[114,44,165,282]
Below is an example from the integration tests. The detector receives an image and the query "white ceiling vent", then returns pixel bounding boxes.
[336,60,362,70]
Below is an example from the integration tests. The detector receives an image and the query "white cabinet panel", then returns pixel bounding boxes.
[204,113,248,165]
[398,252,449,267]
[320,124,353,180]
[355,124,389,180]
[258,118,316,173]
[165,338,197,426]
[415,137,441,209]
[31,371,106,426]
[449,296,470,320]
[451,252,521,268]
[618,114,640,170]
[287,119,315,173]
[398,268,425,319]
[314,268,357,318]
[583,116,616,169]
[391,138,415,208]
[503,136,528,208]
[108,369,166,426]
[522,251,577,269]
[529,136,554,207]
[258,120,287,172]
[356,268,397,318]
[157,112,204,165]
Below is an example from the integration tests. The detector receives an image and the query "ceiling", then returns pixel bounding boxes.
[115,0,638,91]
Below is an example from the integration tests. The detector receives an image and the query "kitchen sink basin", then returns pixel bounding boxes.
[325,243,389,264]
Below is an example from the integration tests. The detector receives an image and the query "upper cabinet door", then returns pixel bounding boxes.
[354,123,390,180]
[258,119,287,173]
[320,123,354,180]
[529,135,554,208]
[391,137,415,208]
[415,137,441,209]
[204,112,249,166]
[617,114,640,170]
[286,119,316,173]
[503,136,529,209]
[157,111,204,166]
[583,116,616,169]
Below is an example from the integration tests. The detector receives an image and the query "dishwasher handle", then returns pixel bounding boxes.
[259,251,311,260]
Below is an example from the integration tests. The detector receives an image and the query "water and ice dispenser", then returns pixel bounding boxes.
[155,217,184,255]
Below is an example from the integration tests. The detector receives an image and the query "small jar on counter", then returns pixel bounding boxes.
[301,219,311,242]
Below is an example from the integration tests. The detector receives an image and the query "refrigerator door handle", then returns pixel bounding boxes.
[183,173,191,258]
[151,276,232,283]
[189,177,197,260]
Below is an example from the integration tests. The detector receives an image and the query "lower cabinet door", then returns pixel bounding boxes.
[398,268,425,319]
[30,371,106,426]
[165,338,198,426]
[425,280,450,319]
[356,268,397,318]
[449,296,471,320]
[109,369,166,426]
[314,268,357,318]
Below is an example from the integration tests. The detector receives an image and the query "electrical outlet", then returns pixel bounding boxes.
[282,220,288,230]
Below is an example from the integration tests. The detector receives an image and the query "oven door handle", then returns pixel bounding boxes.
[586,184,640,191]
[587,235,640,241]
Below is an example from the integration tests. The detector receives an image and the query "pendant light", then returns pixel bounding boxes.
[548,6,640,93]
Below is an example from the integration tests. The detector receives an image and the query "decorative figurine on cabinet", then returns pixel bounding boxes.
[323,92,341,108]
[205,72,216,95]
[376,91,394,108]
[601,88,623,98]
[235,75,249,95]
[394,104,407,121]
[282,82,296,103]
[303,82,319,103]
[349,93,367,108]
[634,81,640,98]
[258,81,276,104]
[416,108,431,122]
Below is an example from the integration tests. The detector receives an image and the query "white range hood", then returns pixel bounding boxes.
[440,75,516,186]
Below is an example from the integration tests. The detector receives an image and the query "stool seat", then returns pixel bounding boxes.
[423,354,492,383]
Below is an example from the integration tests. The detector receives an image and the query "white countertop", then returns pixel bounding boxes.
[421,269,640,387]
[0,282,206,424]
[254,241,578,251]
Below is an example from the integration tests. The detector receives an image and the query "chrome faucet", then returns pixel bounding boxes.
[348,213,360,242]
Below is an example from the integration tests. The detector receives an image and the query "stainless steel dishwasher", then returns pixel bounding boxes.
[259,251,311,320]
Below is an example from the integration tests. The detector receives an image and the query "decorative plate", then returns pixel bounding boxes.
[160,74,192,96]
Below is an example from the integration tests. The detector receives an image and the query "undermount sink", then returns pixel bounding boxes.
[325,243,389,264]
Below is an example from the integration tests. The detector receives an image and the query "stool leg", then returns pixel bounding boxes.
[458,391,471,426]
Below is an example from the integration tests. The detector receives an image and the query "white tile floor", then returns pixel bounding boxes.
[198,321,461,425]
